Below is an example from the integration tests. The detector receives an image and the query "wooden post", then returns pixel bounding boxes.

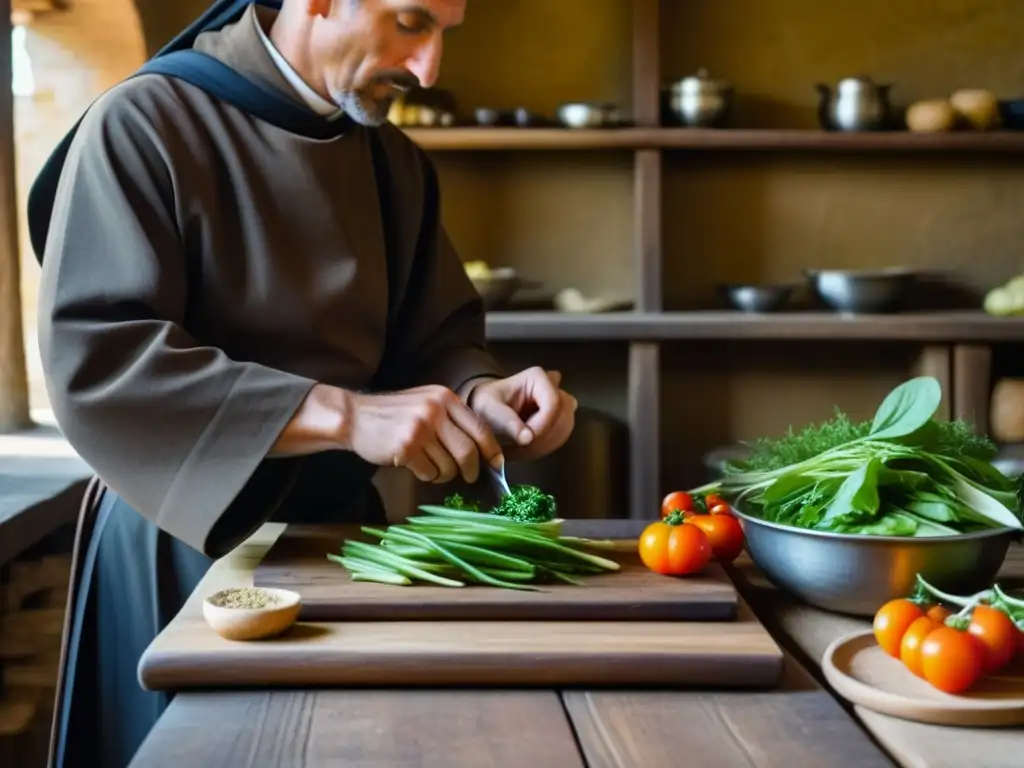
[952,344,993,437]
[627,0,661,519]
[0,0,32,433]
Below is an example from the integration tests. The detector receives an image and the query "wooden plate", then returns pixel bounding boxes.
[822,630,1024,727]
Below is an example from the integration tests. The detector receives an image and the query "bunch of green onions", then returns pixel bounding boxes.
[328,505,621,591]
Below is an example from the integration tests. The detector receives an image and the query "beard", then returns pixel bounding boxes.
[331,70,418,126]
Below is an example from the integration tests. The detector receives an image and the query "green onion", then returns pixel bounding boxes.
[327,494,620,590]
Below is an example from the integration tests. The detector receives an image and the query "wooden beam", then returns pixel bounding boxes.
[913,345,952,421]
[0,0,32,433]
[626,0,661,520]
[952,344,994,436]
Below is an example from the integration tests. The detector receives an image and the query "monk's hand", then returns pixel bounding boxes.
[342,386,504,484]
[467,367,578,462]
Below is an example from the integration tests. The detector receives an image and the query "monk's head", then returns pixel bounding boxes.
[275,0,465,125]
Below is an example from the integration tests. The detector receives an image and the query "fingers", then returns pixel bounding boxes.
[522,366,565,437]
[446,397,504,470]
[477,400,535,448]
[422,434,461,484]
[506,393,576,462]
[436,416,482,483]
[396,445,444,484]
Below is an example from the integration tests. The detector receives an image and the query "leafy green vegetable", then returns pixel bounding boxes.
[329,496,618,589]
[691,376,1024,537]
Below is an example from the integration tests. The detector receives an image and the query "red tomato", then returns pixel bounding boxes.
[920,626,985,694]
[638,518,711,576]
[967,605,1018,673]
[704,493,726,509]
[686,513,745,563]
[900,615,940,678]
[926,605,952,624]
[873,599,926,658]
[708,503,732,516]
[661,491,694,519]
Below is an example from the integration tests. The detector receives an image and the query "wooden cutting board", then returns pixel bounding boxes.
[139,610,783,691]
[253,524,739,621]
[139,522,783,691]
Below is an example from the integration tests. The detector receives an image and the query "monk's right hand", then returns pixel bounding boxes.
[341,385,505,485]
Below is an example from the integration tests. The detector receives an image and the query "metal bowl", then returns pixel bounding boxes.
[556,103,620,129]
[470,267,521,310]
[719,283,795,313]
[805,267,916,314]
[732,506,1016,617]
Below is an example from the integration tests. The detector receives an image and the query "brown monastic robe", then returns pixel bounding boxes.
[38,4,503,559]
[37,5,503,766]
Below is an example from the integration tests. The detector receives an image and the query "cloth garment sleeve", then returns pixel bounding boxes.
[36,91,317,558]
[375,146,506,394]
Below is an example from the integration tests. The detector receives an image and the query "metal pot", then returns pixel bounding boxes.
[668,69,733,127]
[816,76,893,132]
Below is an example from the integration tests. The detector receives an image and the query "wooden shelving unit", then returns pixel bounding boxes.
[408,1,1024,521]
[404,127,1024,153]
[484,311,1024,343]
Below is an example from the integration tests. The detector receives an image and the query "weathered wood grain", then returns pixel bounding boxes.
[129,691,584,768]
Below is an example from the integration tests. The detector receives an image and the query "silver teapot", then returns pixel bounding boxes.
[816,76,892,131]
[668,68,733,128]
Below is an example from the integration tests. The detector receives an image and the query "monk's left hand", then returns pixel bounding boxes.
[467,367,578,462]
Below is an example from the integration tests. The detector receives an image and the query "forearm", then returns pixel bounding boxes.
[268,383,354,457]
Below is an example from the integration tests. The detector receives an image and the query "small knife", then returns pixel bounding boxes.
[487,459,511,497]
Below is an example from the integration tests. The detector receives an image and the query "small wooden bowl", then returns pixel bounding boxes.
[202,587,302,641]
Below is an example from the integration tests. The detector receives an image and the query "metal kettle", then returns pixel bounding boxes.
[816,76,892,131]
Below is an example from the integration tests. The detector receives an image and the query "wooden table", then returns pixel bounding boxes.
[128,523,1023,767]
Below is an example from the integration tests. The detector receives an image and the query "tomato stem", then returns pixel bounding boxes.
[912,574,992,609]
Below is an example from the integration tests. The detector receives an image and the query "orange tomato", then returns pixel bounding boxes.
[686,513,745,563]
[920,626,985,694]
[704,493,726,509]
[661,491,694,519]
[873,599,926,658]
[926,604,952,624]
[900,615,940,678]
[638,517,711,576]
[967,604,1018,673]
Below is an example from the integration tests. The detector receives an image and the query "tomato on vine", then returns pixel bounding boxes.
[965,604,1018,673]
[660,491,695,519]
[873,599,926,658]
[639,511,711,576]
[899,615,941,678]
[686,513,744,563]
[920,626,985,694]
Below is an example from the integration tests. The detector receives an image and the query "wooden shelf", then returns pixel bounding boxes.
[485,310,1024,343]
[403,127,1024,152]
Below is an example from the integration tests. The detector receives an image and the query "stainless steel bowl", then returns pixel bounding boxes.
[719,283,795,313]
[732,506,1016,617]
[806,267,916,314]
[556,103,619,129]
[470,267,521,310]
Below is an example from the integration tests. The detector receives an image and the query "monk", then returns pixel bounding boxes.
[33,1,577,765]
